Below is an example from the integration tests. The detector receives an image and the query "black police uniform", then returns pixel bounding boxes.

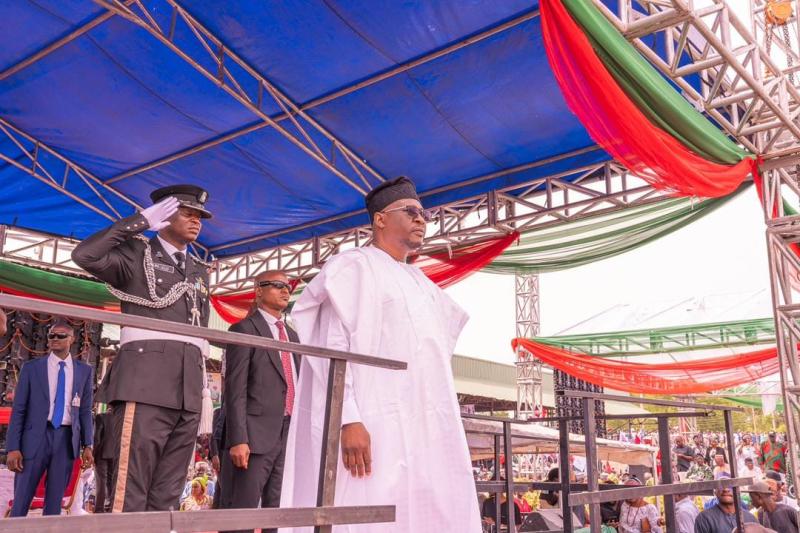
[72,185,211,512]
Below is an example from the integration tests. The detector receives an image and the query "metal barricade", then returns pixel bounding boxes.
[0,293,406,533]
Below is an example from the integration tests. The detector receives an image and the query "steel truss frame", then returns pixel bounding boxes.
[210,161,669,293]
[0,225,83,275]
[535,317,776,356]
[0,117,142,223]
[763,167,800,499]
[95,0,386,195]
[0,141,665,287]
[515,274,543,420]
[590,0,800,506]
[593,0,800,156]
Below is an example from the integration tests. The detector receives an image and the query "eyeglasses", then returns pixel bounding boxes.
[381,205,433,222]
[47,333,71,340]
[258,280,292,291]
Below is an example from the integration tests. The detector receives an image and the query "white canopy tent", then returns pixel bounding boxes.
[463,418,656,467]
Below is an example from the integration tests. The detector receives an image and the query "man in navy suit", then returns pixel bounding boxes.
[6,320,94,516]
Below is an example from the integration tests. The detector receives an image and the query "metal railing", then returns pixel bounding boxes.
[0,293,406,532]
[465,392,751,533]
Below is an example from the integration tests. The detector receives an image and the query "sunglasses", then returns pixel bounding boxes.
[381,205,433,222]
[47,332,71,340]
[258,280,293,291]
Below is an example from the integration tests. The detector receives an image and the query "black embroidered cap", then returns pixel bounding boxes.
[364,176,419,222]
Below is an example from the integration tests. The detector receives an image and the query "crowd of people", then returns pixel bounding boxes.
[474,431,796,532]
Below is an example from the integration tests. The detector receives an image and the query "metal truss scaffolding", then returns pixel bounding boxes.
[97,0,386,195]
[210,161,667,293]
[593,0,800,155]
[593,0,800,506]
[515,274,543,420]
[763,164,800,497]
[536,317,776,356]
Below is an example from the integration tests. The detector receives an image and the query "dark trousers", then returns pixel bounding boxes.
[94,456,114,513]
[11,424,74,517]
[212,472,222,509]
[108,401,199,512]
[219,416,291,533]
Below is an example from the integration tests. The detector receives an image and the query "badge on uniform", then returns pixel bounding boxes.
[196,277,207,295]
[154,263,175,273]
[72,393,81,408]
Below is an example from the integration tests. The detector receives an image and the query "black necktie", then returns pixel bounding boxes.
[174,251,185,271]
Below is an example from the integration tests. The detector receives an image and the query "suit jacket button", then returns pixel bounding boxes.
[138,348,143,353]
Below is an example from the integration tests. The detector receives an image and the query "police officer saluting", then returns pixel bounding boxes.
[72,185,212,512]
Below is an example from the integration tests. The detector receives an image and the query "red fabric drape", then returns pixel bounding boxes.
[210,291,256,324]
[412,231,519,289]
[541,0,756,197]
[210,279,304,324]
[212,233,518,323]
[512,338,781,394]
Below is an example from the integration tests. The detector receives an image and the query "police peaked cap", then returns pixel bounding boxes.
[150,184,212,219]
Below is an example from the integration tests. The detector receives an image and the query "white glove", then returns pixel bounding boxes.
[141,196,179,231]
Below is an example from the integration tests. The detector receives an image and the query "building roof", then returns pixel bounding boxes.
[452,354,648,415]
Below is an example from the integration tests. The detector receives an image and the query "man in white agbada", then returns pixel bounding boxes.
[280,177,481,533]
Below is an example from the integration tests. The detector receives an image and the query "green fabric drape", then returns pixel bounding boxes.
[533,317,775,357]
[724,396,784,412]
[484,183,748,275]
[0,260,117,309]
[562,0,748,165]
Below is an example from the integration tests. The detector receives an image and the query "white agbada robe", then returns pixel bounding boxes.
[280,246,481,533]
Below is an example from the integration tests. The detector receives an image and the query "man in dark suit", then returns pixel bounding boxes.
[220,270,300,533]
[71,185,212,512]
[6,320,94,516]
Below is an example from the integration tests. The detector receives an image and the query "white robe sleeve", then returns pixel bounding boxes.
[316,299,362,425]
[409,266,469,353]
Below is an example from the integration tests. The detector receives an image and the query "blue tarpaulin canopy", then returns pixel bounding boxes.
[0,0,611,257]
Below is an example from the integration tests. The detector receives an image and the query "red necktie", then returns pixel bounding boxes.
[275,320,295,416]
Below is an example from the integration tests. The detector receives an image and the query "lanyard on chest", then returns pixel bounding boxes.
[105,235,204,326]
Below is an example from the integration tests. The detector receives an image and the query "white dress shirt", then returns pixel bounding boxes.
[157,235,187,266]
[674,496,699,533]
[47,352,74,426]
[257,309,297,383]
